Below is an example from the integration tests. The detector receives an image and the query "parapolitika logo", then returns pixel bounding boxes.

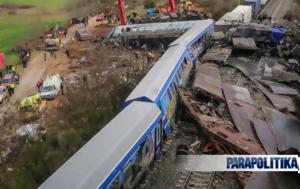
[176,155,300,173]
[226,155,300,173]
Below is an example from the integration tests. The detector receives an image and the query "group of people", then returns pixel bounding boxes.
[0,65,19,96]
[258,14,272,24]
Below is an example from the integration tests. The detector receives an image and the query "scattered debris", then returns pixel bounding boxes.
[227,57,296,112]
[179,87,265,155]
[193,63,224,100]
[264,108,300,153]
[0,148,12,164]
[15,123,46,138]
[232,38,257,50]
[210,31,226,41]
[254,80,296,112]
[252,119,278,154]
[203,46,232,64]
[258,80,298,96]
[271,69,300,83]
[245,173,300,189]
[222,83,258,141]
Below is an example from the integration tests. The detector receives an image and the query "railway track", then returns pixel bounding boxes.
[174,171,215,189]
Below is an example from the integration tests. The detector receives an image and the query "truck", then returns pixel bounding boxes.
[40,74,63,100]
[1,73,15,88]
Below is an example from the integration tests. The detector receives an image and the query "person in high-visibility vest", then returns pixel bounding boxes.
[8,84,16,96]
[12,66,16,73]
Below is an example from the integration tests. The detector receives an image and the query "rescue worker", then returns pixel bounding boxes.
[60,76,64,95]
[64,28,68,38]
[8,83,15,96]
[147,51,155,65]
[36,80,43,92]
[60,83,64,95]
[8,85,13,96]
[14,73,20,85]
[44,51,47,61]
[11,66,16,73]
[65,49,70,58]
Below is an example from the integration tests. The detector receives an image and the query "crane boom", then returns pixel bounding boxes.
[169,0,176,13]
[118,0,126,25]
[117,0,177,25]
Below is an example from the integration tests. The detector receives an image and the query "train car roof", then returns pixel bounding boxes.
[124,20,214,105]
[110,20,199,37]
[125,44,187,104]
[170,19,214,47]
[38,101,161,189]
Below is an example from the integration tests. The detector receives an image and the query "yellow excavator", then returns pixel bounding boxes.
[178,0,193,12]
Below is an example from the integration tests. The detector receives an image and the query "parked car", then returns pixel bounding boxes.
[96,14,105,22]
[75,29,92,41]
[0,86,8,103]
[40,74,63,100]
[1,73,15,88]
[45,38,59,51]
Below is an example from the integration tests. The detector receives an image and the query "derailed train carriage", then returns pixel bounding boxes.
[124,19,214,138]
[38,19,214,189]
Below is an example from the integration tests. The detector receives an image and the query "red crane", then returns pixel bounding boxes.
[117,0,127,25]
[117,0,176,25]
[169,0,176,13]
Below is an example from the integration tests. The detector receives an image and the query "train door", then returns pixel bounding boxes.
[155,123,162,160]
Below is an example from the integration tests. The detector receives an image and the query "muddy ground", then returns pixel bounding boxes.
[0,17,159,179]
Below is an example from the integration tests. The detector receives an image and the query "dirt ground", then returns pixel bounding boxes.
[0,17,118,159]
[0,13,161,180]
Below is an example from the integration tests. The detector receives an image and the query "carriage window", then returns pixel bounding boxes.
[109,175,120,189]
[178,72,182,79]
[136,147,142,164]
[123,163,133,183]
[184,58,188,65]
[170,83,176,94]
[175,74,180,83]
[167,88,172,98]
[181,63,184,70]
[142,135,152,157]
[179,64,183,74]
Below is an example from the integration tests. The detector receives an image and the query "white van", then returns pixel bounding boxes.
[41,74,63,100]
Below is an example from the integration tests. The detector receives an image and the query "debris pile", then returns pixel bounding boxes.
[178,26,300,188]
[15,123,46,139]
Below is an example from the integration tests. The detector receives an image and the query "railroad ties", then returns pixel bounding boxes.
[174,171,215,189]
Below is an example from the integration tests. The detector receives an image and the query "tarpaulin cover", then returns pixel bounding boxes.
[147,8,156,15]
[271,28,285,44]
[0,52,5,69]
